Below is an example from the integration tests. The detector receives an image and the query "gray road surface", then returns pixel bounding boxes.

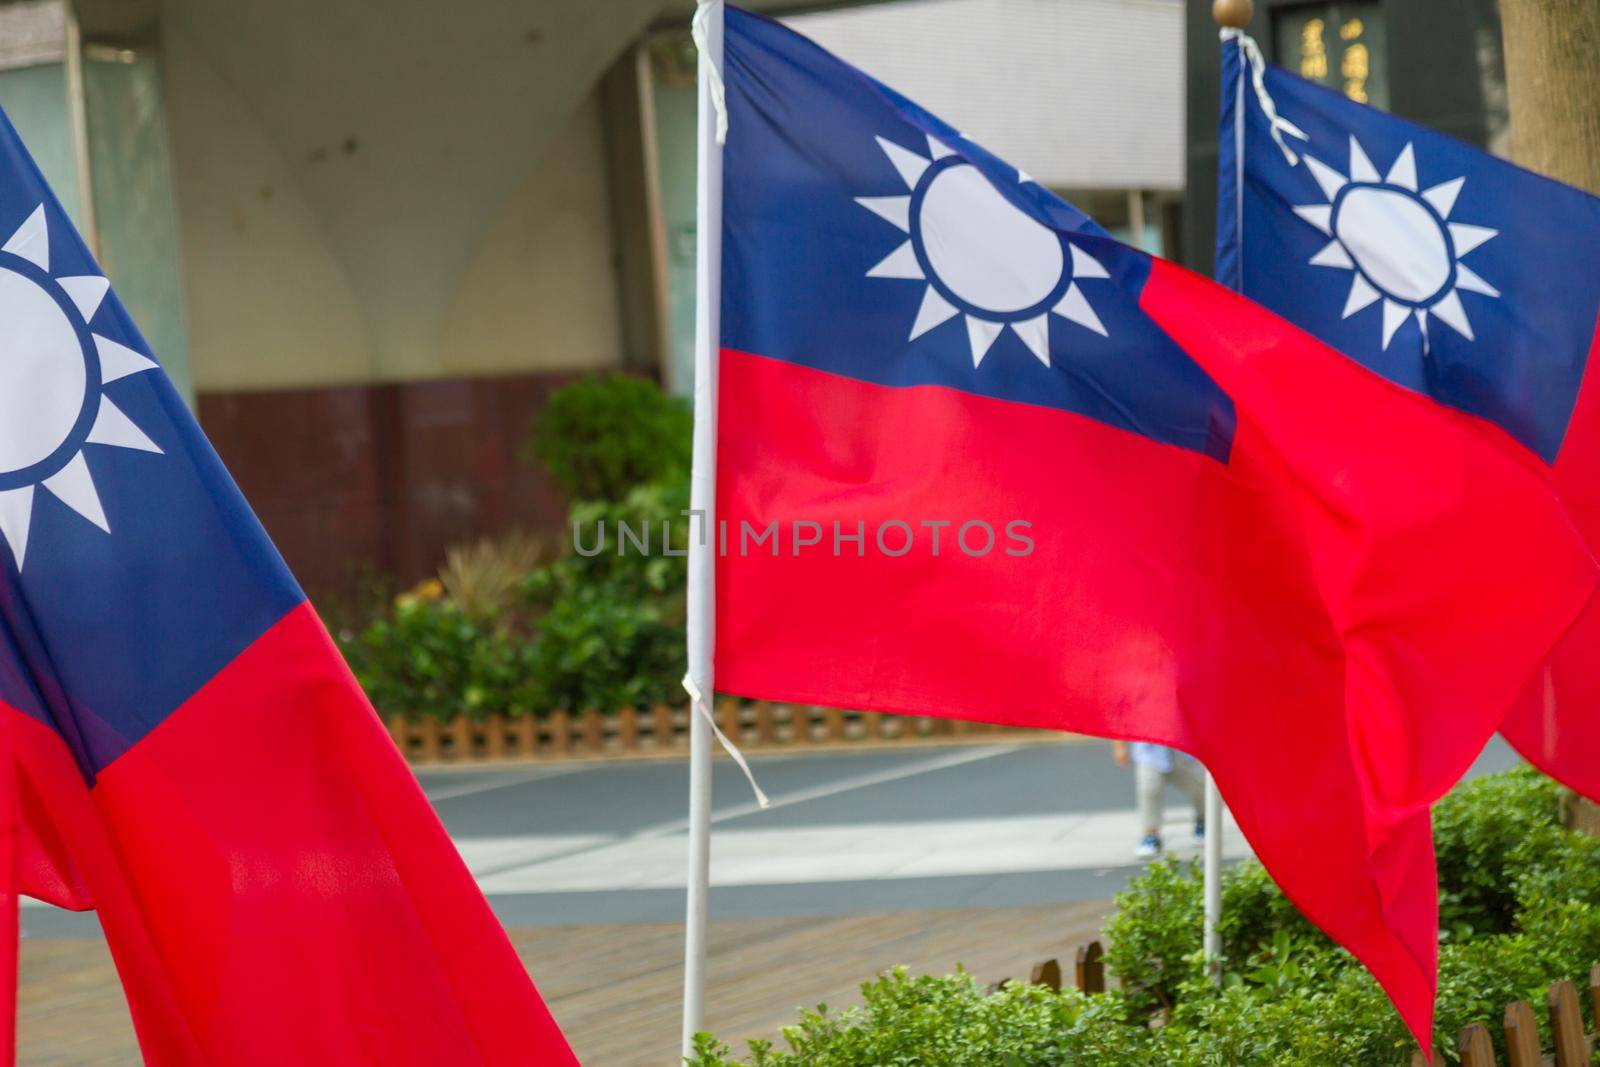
[23,734,1518,936]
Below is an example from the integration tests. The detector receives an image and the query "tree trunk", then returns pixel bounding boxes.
[1499,0,1600,193]
[1500,1,1600,832]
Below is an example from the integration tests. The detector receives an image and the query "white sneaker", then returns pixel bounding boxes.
[1135,833,1162,860]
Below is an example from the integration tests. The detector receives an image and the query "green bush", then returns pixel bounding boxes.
[1101,858,1202,1019]
[1432,764,1565,939]
[687,969,1152,1067]
[345,485,691,715]
[1102,857,1328,1025]
[523,581,683,712]
[522,481,689,711]
[690,768,1600,1067]
[343,375,694,717]
[1216,858,1325,971]
[550,481,691,601]
[1160,960,1410,1066]
[342,591,539,720]
[528,374,692,501]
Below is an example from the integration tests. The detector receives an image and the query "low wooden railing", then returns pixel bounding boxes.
[1433,967,1599,1067]
[989,940,1105,996]
[387,700,1040,763]
[997,942,1599,1066]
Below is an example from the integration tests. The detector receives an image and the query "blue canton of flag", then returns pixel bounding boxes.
[722,10,1237,462]
[1217,33,1600,465]
[0,112,301,781]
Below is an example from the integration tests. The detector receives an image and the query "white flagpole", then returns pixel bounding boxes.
[1203,772,1223,984]
[682,0,724,1058]
[1205,0,1255,989]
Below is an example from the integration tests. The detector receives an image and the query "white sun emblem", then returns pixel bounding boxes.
[0,204,163,571]
[857,134,1112,367]
[1292,135,1500,351]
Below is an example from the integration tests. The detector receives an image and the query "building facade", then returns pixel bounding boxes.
[0,0,697,595]
[0,0,1189,597]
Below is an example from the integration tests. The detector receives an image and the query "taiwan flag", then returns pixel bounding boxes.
[706,5,1596,1049]
[0,109,575,1063]
[1216,32,1600,808]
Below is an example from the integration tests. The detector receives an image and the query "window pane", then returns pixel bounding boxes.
[0,63,85,228]
[82,49,193,400]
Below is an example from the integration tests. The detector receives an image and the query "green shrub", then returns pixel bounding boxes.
[341,592,539,720]
[1102,858,1203,1019]
[522,480,689,711]
[1216,858,1325,971]
[687,969,1152,1067]
[551,481,692,601]
[1432,764,1565,939]
[528,375,692,501]
[1161,961,1409,1067]
[345,372,695,718]
[524,581,683,712]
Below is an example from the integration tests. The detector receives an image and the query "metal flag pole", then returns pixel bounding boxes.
[1204,0,1256,989]
[682,0,725,1058]
[1203,773,1223,984]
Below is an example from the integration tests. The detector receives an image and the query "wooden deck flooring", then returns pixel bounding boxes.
[17,900,1110,1066]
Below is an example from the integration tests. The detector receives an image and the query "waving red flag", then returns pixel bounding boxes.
[1215,34,1600,806]
[710,7,1596,1048]
[0,101,575,1065]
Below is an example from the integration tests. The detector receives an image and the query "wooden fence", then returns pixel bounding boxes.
[1435,968,1599,1067]
[989,939,1106,996]
[387,700,1039,763]
[1000,942,1599,1066]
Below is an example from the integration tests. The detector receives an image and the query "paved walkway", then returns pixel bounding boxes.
[17,901,1111,1066]
[466,803,1247,894]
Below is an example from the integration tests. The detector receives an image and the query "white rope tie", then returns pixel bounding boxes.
[683,673,769,808]
[692,1,728,146]
[1221,28,1308,166]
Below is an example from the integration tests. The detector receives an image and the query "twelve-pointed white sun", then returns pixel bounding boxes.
[1293,135,1500,351]
[858,134,1112,367]
[0,204,163,570]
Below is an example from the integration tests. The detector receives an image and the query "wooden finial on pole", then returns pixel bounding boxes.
[1212,0,1254,29]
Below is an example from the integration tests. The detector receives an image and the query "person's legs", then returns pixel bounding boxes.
[1169,756,1208,843]
[1170,757,1207,818]
[1135,762,1165,858]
